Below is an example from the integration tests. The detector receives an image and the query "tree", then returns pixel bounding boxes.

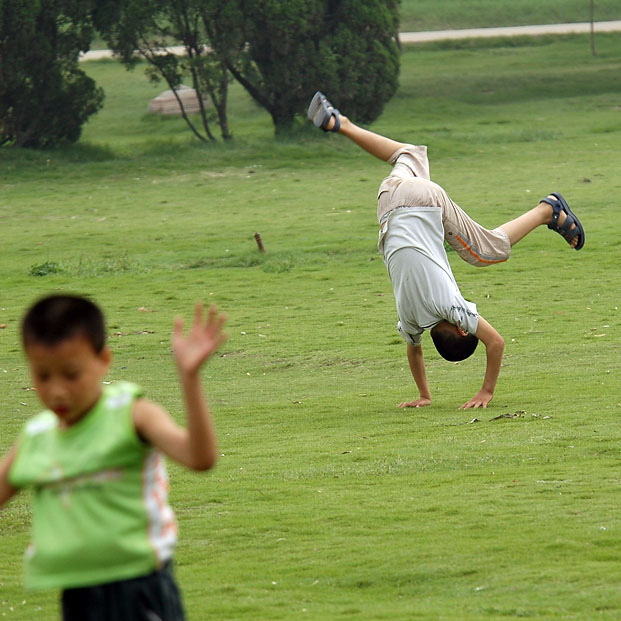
[219,0,401,132]
[95,0,238,142]
[96,0,400,139]
[0,0,104,148]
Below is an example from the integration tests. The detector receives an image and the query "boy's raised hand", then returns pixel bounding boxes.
[172,303,228,375]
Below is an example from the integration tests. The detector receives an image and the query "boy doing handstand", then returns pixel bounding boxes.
[0,295,228,621]
[308,92,585,410]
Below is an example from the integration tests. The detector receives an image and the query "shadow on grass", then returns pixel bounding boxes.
[185,245,370,273]
[187,251,296,273]
[28,253,145,278]
[0,141,116,165]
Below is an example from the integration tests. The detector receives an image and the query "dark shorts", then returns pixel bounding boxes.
[61,562,185,621]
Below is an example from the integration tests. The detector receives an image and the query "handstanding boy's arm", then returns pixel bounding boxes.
[133,304,227,471]
[0,445,19,507]
[460,316,505,410]
[399,343,432,408]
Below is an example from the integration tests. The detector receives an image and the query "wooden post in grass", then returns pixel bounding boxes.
[254,232,265,252]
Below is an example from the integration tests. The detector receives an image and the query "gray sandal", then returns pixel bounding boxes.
[540,192,585,250]
[307,91,341,132]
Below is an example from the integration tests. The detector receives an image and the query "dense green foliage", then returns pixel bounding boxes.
[1,0,400,146]
[1,30,620,621]
[0,0,103,148]
[226,0,400,130]
[97,0,401,135]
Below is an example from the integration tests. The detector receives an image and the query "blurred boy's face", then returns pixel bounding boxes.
[25,334,110,428]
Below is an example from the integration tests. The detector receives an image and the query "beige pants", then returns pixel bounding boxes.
[377,146,511,267]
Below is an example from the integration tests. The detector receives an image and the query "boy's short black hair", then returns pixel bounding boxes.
[430,328,478,362]
[22,295,106,353]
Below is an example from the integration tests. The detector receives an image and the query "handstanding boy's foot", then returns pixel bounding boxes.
[540,193,585,250]
[307,91,341,132]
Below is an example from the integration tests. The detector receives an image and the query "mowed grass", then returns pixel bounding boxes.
[1,33,621,620]
[399,0,621,31]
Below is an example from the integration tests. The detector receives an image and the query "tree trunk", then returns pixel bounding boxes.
[215,58,232,141]
[590,0,597,56]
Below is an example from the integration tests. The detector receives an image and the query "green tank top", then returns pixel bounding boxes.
[9,382,178,590]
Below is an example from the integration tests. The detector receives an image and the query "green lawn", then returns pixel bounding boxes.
[399,0,621,31]
[1,33,621,620]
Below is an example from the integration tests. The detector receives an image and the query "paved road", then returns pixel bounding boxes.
[81,20,621,61]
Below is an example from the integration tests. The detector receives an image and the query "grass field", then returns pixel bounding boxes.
[399,0,621,31]
[1,32,621,620]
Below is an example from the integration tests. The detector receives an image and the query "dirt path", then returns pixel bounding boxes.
[399,20,621,43]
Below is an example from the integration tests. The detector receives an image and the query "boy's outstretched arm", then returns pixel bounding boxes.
[0,445,19,507]
[399,343,432,408]
[133,304,228,471]
[461,316,505,409]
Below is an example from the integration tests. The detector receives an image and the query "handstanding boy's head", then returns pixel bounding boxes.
[22,295,111,427]
[430,320,479,362]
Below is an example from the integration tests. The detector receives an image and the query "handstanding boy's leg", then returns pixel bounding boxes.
[336,115,404,163]
[442,191,585,267]
[308,92,585,252]
[499,194,584,249]
[308,91,404,162]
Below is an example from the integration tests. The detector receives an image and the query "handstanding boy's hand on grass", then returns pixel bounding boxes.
[460,317,504,410]
[173,303,228,376]
[398,343,433,408]
[460,389,494,410]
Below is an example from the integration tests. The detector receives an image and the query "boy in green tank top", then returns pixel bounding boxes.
[0,295,228,621]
